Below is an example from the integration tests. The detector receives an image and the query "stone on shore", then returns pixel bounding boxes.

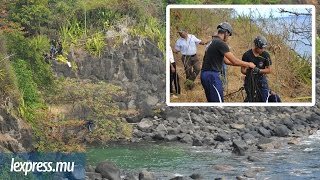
[95,161,121,180]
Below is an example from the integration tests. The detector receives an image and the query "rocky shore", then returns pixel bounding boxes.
[84,77,320,180]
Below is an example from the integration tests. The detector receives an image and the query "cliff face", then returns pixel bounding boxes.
[0,108,33,152]
[53,37,165,121]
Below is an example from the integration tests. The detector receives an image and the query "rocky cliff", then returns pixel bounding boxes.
[0,108,33,152]
[53,37,165,121]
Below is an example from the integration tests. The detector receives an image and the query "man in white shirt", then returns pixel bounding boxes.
[174,29,207,90]
[168,46,180,96]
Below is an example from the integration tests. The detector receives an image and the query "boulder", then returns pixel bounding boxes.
[124,173,139,180]
[214,133,231,142]
[138,118,153,131]
[241,133,256,145]
[95,161,121,180]
[170,176,185,180]
[273,125,290,137]
[192,138,203,146]
[139,170,156,180]
[153,132,165,140]
[247,155,261,162]
[71,165,85,180]
[167,128,180,135]
[189,173,204,179]
[232,140,247,156]
[257,127,271,137]
[165,135,178,141]
[86,172,102,180]
[180,134,193,144]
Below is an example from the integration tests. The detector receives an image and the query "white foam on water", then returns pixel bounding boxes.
[308,130,320,140]
[173,173,183,177]
[290,168,313,176]
[303,148,313,152]
[300,141,313,145]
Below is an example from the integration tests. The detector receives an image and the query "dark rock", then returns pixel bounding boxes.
[167,128,180,135]
[95,161,121,180]
[273,125,290,137]
[261,121,273,130]
[202,137,215,145]
[257,127,271,137]
[138,170,155,180]
[0,109,33,152]
[155,124,167,133]
[308,113,320,122]
[180,124,194,134]
[166,110,181,121]
[232,140,247,156]
[282,119,294,130]
[189,173,204,179]
[126,116,141,123]
[248,130,261,138]
[192,138,203,146]
[257,137,272,145]
[190,113,203,123]
[124,173,138,180]
[214,133,231,142]
[247,155,261,162]
[86,172,102,180]
[137,102,154,118]
[85,165,95,172]
[165,135,178,141]
[242,133,256,143]
[170,176,184,180]
[153,132,165,140]
[71,165,85,180]
[180,134,193,144]
[236,176,245,180]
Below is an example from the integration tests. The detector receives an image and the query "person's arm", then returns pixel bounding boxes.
[193,35,209,45]
[259,66,271,74]
[172,48,179,53]
[241,66,248,75]
[223,57,233,65]
[225,52,256,69]
[170,63,175,73]
[259,52,272,74]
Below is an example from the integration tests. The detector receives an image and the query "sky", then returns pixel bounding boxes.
[233,7,312,19]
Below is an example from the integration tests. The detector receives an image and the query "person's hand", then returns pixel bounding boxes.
[252,67,260,74]
[171,67,175,73]
[248,62,256,69]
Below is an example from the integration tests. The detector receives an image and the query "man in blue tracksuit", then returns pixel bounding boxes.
[241,35,272,102]
[201,22,256,102]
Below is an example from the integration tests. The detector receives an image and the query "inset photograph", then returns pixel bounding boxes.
[166,5,315,106]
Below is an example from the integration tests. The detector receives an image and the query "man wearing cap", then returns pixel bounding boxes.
[174,29,207,90]
[241,35,272,102]
[201,22,256,102]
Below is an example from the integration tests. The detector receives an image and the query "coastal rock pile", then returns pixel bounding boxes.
[131,74,320,154]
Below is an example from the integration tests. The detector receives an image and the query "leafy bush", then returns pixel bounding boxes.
[85,32,105,57]
[0,54,22,107]
[12,59,40,107]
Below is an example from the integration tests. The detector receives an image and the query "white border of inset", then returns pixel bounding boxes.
[166,4,316,107]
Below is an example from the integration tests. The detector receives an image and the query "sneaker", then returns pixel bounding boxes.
[172,95,178,99]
